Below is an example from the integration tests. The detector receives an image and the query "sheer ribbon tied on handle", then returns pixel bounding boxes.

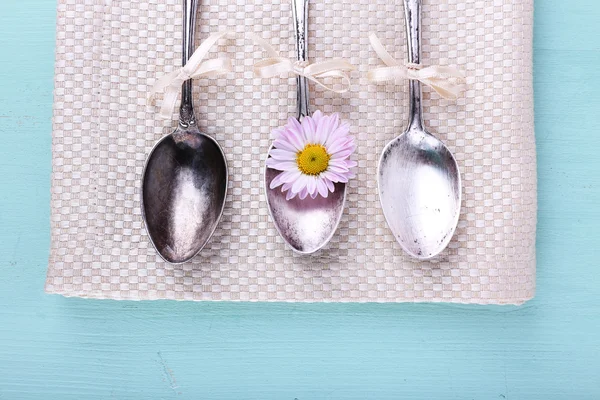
[367,33,466,100]
[250,34,355,93]
[147,31,463,119]
[147,31,234,119]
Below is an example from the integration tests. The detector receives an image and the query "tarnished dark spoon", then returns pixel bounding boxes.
[141,0,227,264]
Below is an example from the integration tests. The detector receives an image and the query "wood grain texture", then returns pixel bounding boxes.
[0,0,599,398]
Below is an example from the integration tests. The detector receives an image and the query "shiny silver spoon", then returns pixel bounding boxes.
[141,0,227,264]
[378,0,461,260]
[264,0,347,254]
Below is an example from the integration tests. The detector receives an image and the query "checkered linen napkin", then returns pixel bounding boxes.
[46,0,536,304]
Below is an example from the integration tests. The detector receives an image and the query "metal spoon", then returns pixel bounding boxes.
[141,0,227,264]
[264,0,347,254]
[378,0,461,260]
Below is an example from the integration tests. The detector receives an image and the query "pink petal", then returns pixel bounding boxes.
[265,157,294,170]
[312,110,323,124]
[310,189,318,199]
[273,138,298,152]
[291,174,309,194]
[279,169,302,183]
[323,171,339,182]
[306,176,316,195]
[328,164,350,174]
[323,171,349,183]
[270,170,301,189]
[287,117,303,137]
[330,148,354,160]
[324,178,335,192]
[329,158,351,168]
[316,178,328,198]
[326,136,354,154]
[282,128,305,151]
[345,160,358,168]
[269,148,296,161]
[286,189,297,200]
[336,174,349,183]
[327,113,340,136]
[299,187,309,200]
[325,122,351,146]
[267,160,298,171]
[269,172,285,189]
[306,115,317,131]
[314,114,329,145]
[301,116,316,143]
[270,128,285,140]
[265,157,276,167]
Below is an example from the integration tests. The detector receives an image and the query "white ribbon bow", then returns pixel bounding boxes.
[250,34,355,93]
[367,33,466,100]
[147,31,234,119]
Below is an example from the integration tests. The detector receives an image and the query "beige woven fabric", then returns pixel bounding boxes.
[46,0,536,304]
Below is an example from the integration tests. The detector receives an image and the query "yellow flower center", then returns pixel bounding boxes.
[296,144,330,176]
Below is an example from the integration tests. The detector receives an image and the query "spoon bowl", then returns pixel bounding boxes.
[378,128,460,259]
[265,147,346,254]
[142,126,227,264]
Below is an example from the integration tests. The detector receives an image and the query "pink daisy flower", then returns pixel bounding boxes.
[266,110,357,200]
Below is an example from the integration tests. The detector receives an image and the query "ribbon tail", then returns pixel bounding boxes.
[417,66,466,99]
[185,30,234,71]
[368,33,399,67]
[424,80,465,100]
[190,58,233,79]
[147,70,181,105]
[306,71,352,94]
[295,60,356,93]
[159,89,181,120]
[247,33,281,58]
[254,58,295,79]
[303,59,356,75]
[367,66,409,83]
[429,84,458,100]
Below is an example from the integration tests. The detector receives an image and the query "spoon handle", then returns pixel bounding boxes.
[404,0,424,131]
[179,0,199,128]
[292,0,310,119]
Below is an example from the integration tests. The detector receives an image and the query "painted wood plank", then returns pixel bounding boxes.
[0,0,598,398]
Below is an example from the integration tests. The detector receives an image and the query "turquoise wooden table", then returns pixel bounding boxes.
[1,0,599,398]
